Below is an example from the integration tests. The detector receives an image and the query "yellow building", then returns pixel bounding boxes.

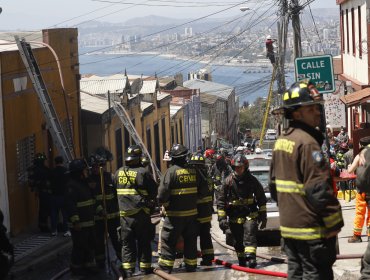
[0,28,81,234]
[80,74,171,174]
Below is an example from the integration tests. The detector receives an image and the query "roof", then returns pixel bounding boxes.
[80,92,109,114]
[200,92,218,105]
[157,92,171,101]
[80,75,129,97]
[183,79,234,100]
[340,88,370,106]
[170,104,183,117]
[140,80,157,94]
[0,32,44,52]
[141,101,153,112]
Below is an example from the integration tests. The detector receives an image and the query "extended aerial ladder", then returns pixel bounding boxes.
[259,64,277,148]
[15,36,74,163]
[110,98,162,181]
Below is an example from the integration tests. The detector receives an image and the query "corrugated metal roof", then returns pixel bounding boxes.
[0,32,44,52]
[340,88,370,106]
[170,104,183,117]
[80,92,109,114]
[157,92,171,101]
[183,79,234,100]
[80,75,128,96]
[140,80,157,94]
[141,101,153,112]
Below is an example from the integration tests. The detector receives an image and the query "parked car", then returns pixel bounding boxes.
[265,129,277,140]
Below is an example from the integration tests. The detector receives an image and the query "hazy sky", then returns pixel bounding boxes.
[0,0,338,31]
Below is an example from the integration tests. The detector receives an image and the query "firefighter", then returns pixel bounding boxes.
[28,153,52,233]
[157,144,208,273]
[217,154,267,268]
[269,81,344,279]
[265,35,276,64]
[114,145,158,277]
[188,153,214,266]
[88,152,121,267]
[211,154,233,199]
[65,159,99,276]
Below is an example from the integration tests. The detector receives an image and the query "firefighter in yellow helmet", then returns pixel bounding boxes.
[269,81,344,279]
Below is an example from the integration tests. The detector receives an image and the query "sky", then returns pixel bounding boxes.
[0,0,338,31]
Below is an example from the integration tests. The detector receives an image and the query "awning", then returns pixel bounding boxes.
[340,87,370,106]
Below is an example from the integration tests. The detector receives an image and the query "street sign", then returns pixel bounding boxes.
[295,55,335,94]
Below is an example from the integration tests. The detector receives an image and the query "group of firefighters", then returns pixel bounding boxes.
[5,79,370,280]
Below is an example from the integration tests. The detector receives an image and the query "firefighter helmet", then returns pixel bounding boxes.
[127,145,142,157]
[34,153,47,163]
[273,81,323,115]
[69,159,87,173]
[95,146,113,161]
[231,154,249,168]
[204,149,215,159]
[188,154,205,165]
[89,154,106,166]
[141,156,150,167]
[169,144,189,159]
[163,150,172,161]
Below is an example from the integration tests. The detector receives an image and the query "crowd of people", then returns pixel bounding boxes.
[3,80,370,280]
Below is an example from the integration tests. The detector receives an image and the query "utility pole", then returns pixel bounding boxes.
[276,0,289,96]
[291,0,302,58]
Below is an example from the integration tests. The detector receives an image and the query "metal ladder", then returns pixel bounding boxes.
[15,36,74,163]
[111,100,162,180]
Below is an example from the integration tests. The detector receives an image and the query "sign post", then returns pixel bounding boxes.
[295,54,335,94]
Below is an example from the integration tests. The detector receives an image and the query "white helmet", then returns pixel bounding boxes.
[236,146,244,152]
[255,147,262,154]
[163,150,172,161]
[266,35,271,40]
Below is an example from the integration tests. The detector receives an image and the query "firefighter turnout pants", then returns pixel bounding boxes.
[70,227,96,272]
[159,216,198,272]
[353,193,370,237]
[120,211,153,274]
[198,222,214,262]
[94,217,121,266]
[283,237,337,280]
[229,218,258,264]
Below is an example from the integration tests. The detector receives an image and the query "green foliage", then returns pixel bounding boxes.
[239,97,270,131]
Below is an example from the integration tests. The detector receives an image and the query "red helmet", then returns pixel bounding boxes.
[204,149,216,159]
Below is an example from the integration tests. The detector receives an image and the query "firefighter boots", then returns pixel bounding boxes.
[348,234,362,243]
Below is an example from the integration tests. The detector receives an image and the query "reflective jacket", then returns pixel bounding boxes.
[114,166,158,217]
[269,121,344,240]
[65,177,97,229]
[158,162,207,217]
[196,167,213,224]
[217,170,267,224]
[90,171,120,222]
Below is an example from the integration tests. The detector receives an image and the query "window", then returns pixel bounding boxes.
[115,128,123,168]
[154,123,160,169]
[131,119,135,145]
[346,9,349,53]
[171,126,175,146]
[146,127,152,156]
[358,6,362,58]
[351,8,355,56]
[161,118,166,156]
[179,119,183,144]
[124,126,130,154]
[175,123,178,144]
[16,134,35,183]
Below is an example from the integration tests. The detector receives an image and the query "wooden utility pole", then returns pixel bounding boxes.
[291,0,302,58]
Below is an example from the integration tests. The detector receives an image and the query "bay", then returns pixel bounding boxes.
[79,47,295,105]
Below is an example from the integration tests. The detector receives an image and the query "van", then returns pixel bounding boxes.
[265,129,277,140]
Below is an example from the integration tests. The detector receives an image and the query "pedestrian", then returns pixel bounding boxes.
[28,153,52,233]
[344,140,354,168]
[114,145,158,277]
[88,152,121,268]
[188,153,214,266]
[157,144,208,273]
[0,209,13,280]
[347,137,370,243]
[269,81,344,279]
[65,159,99,276]
[217,153,267,268]
[50,156,70,237]
[336,126,349,144]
